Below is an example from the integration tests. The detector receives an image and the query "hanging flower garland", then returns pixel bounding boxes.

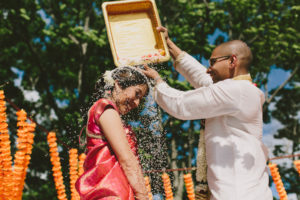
[78,153,86,177]
[24,123,36,170]
[0,134,13,199]
[0,90,13,200]
[69,148,80,200]
[144,176,153,200]
[18,122,36,198]
[268,163,288,200]
[0,91,5,195]
[13,109,28,200]
[162,172,173,200]
[47,132,67,200]
[294,160,300,176]
[183,173,196,200]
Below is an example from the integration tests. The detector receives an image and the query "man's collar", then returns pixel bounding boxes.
[232,74,252,82]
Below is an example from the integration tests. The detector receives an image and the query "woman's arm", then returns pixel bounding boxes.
[99,109,148,200]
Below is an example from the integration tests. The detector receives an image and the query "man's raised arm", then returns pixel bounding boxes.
[157,26,212,88]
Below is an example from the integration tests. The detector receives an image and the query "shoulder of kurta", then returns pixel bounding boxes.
[214,79,242,94]
[212,80,243,106]
[217,79,265,106]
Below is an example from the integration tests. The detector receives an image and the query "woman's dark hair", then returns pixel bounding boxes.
[92,66,149,101]
[112,66,149,90]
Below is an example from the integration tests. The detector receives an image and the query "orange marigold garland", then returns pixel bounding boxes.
[69,148,80,200]
[294,160,300,175]
[78,153,86,177]
[0,90,13,200]
[162,172,173,200]
[47,132,67,200]
[0,133,4,199]
[18,122,36,198]
[144,176,153,200]
[268,163,288,200]
[0,133,12,199]
[183,173,196,200]
[12,109,29,200]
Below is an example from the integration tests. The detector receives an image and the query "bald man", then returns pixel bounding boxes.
[142,27,273,200]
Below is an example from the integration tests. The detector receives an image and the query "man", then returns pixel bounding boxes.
[142,26,273,200]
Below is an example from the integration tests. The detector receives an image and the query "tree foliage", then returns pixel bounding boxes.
[0,0,299,199]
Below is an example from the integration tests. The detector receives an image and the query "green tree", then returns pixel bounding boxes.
[1,0,113,199]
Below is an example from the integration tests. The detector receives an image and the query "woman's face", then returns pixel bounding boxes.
[112,83,148,115]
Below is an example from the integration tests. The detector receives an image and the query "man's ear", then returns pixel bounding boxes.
[229,55,237,69]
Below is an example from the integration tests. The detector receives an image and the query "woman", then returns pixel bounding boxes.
[76,66,149,200]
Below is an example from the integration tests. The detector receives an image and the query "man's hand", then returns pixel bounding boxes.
[156,26,182,60]
[141,65,163,85]
[156,26,169,42]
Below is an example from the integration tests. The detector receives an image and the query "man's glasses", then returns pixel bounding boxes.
[209,55,231,67]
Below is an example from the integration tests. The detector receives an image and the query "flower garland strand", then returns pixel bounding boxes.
[195,130,208,192]
[0,132,5,199]
[78,153,86,177]
[268,163,288,200]
[0,91,4,199]
[13,109,28,200]
[144,176,153,200]
[18,122,36,198]
[69,148,80,200]
[0,90,13,200]
[47,132,67,200]
[162,172,174,200]
[294,160,300,176]
[0,133,13,199]
[183,173,196,200]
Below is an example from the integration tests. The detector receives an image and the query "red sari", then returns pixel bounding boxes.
[75,99,139,200]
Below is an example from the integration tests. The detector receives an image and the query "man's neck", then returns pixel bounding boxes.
[234,68,249,76]
[232,74,252,82]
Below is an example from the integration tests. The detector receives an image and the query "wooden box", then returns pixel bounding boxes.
[102,0,170,67]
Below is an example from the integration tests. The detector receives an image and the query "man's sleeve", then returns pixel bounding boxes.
[154,81,241,120]
[174,52,213,88]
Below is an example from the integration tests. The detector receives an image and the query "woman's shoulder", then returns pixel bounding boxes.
[92,98,119,119]
[86,98,119,138]
[93,98,117,110]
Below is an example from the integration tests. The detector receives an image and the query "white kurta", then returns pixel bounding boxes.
[154,53,273,200]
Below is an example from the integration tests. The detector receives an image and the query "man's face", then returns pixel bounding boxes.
[207,48,232,83]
